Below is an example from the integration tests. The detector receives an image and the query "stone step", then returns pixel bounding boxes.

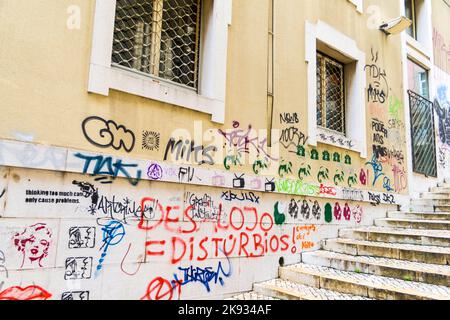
[430,187,450,193]
[253,279,372,300]
[387,211,450,221]
[279,263,450,300]
[422,193,450,200]
[339,227,450,246]
[226,291,280,300]
[409,205,450,213]
[438,182,450,188]
[322,238,450,265]
[374,218,450,230]
[301,250,450,286]
[412,199,450,209]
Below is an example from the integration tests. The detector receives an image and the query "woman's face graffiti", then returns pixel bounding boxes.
[13,224,52,268]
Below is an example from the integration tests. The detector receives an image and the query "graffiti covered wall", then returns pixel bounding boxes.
[0,0,414,300]
[432,0,450,178]
[0,164,391,300]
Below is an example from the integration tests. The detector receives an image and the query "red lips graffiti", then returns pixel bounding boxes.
[0,285,52,300]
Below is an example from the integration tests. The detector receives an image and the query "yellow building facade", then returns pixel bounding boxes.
[0,0,447,300]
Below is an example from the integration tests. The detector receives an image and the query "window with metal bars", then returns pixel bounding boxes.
[408,90,437,177]
[316,52,346,135]
[112,0,202,90]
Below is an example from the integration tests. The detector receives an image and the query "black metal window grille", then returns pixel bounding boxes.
[112,0,202,90]
[316,52,346,135]
[408,90,438,177]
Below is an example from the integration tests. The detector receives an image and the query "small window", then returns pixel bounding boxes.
[405,0,417,39]
[407,59,429,99]
[316,52,346,135]
[112,0,202,89]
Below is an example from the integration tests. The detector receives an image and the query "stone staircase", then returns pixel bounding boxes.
[230,181,450,300]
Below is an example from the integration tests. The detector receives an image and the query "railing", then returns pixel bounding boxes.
[408,90,438,177]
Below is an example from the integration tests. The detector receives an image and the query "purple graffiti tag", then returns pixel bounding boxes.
[147,163,163,181]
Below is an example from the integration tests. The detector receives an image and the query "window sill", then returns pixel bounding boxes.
[89,63,225,123]
[406,35,432,62]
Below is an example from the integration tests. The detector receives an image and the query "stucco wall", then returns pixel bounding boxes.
[0,0,418,300]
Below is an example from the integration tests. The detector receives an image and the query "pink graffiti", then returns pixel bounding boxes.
[359,169,367,186]
[343,203,351,221]
[352,205,363,224]
[218,122,278,160]
[319,184,337,196]
[333,203,342,221]
[392,164,407,193]
[12,223,52,268]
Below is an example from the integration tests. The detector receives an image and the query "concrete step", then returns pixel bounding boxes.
[412,199,450,209]
[322,238,450,265]
[387,211,450,221]
[430,187,450,193]
[226,291,280,300]
[339,227,450,246]
[301,250,450,286]
[437,182,450,188]
[280,263,450,300]
[253,279,372,300]
[422,193,450,200]
[374,218,450,230]
[409,205,450,213]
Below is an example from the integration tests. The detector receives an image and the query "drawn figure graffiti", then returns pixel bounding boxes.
[343,203,351,221]
[288,199,299,219]
[278,161,293,178]
[0,250,8,278]
[333,203,342,221]
[274,202,286,225]
[312,201,321,220]
[13,223,52,268]
[352,205,363,224]
[301,200,311,220]
[298,164,312,180]
[334,170,345,186]
[348,173,358,188]
[434,85,450,146]
[359,169,367,185]
[324,203,333,223]
[317,167,329,183]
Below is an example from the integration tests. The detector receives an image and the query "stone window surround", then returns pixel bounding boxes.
[87,0,233,124]
[305,20,367,158]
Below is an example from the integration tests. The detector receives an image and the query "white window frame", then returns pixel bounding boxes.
[87,0,232,124]
[347,0,364,13]
[305,20,367,158]
[402,0,433,60]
